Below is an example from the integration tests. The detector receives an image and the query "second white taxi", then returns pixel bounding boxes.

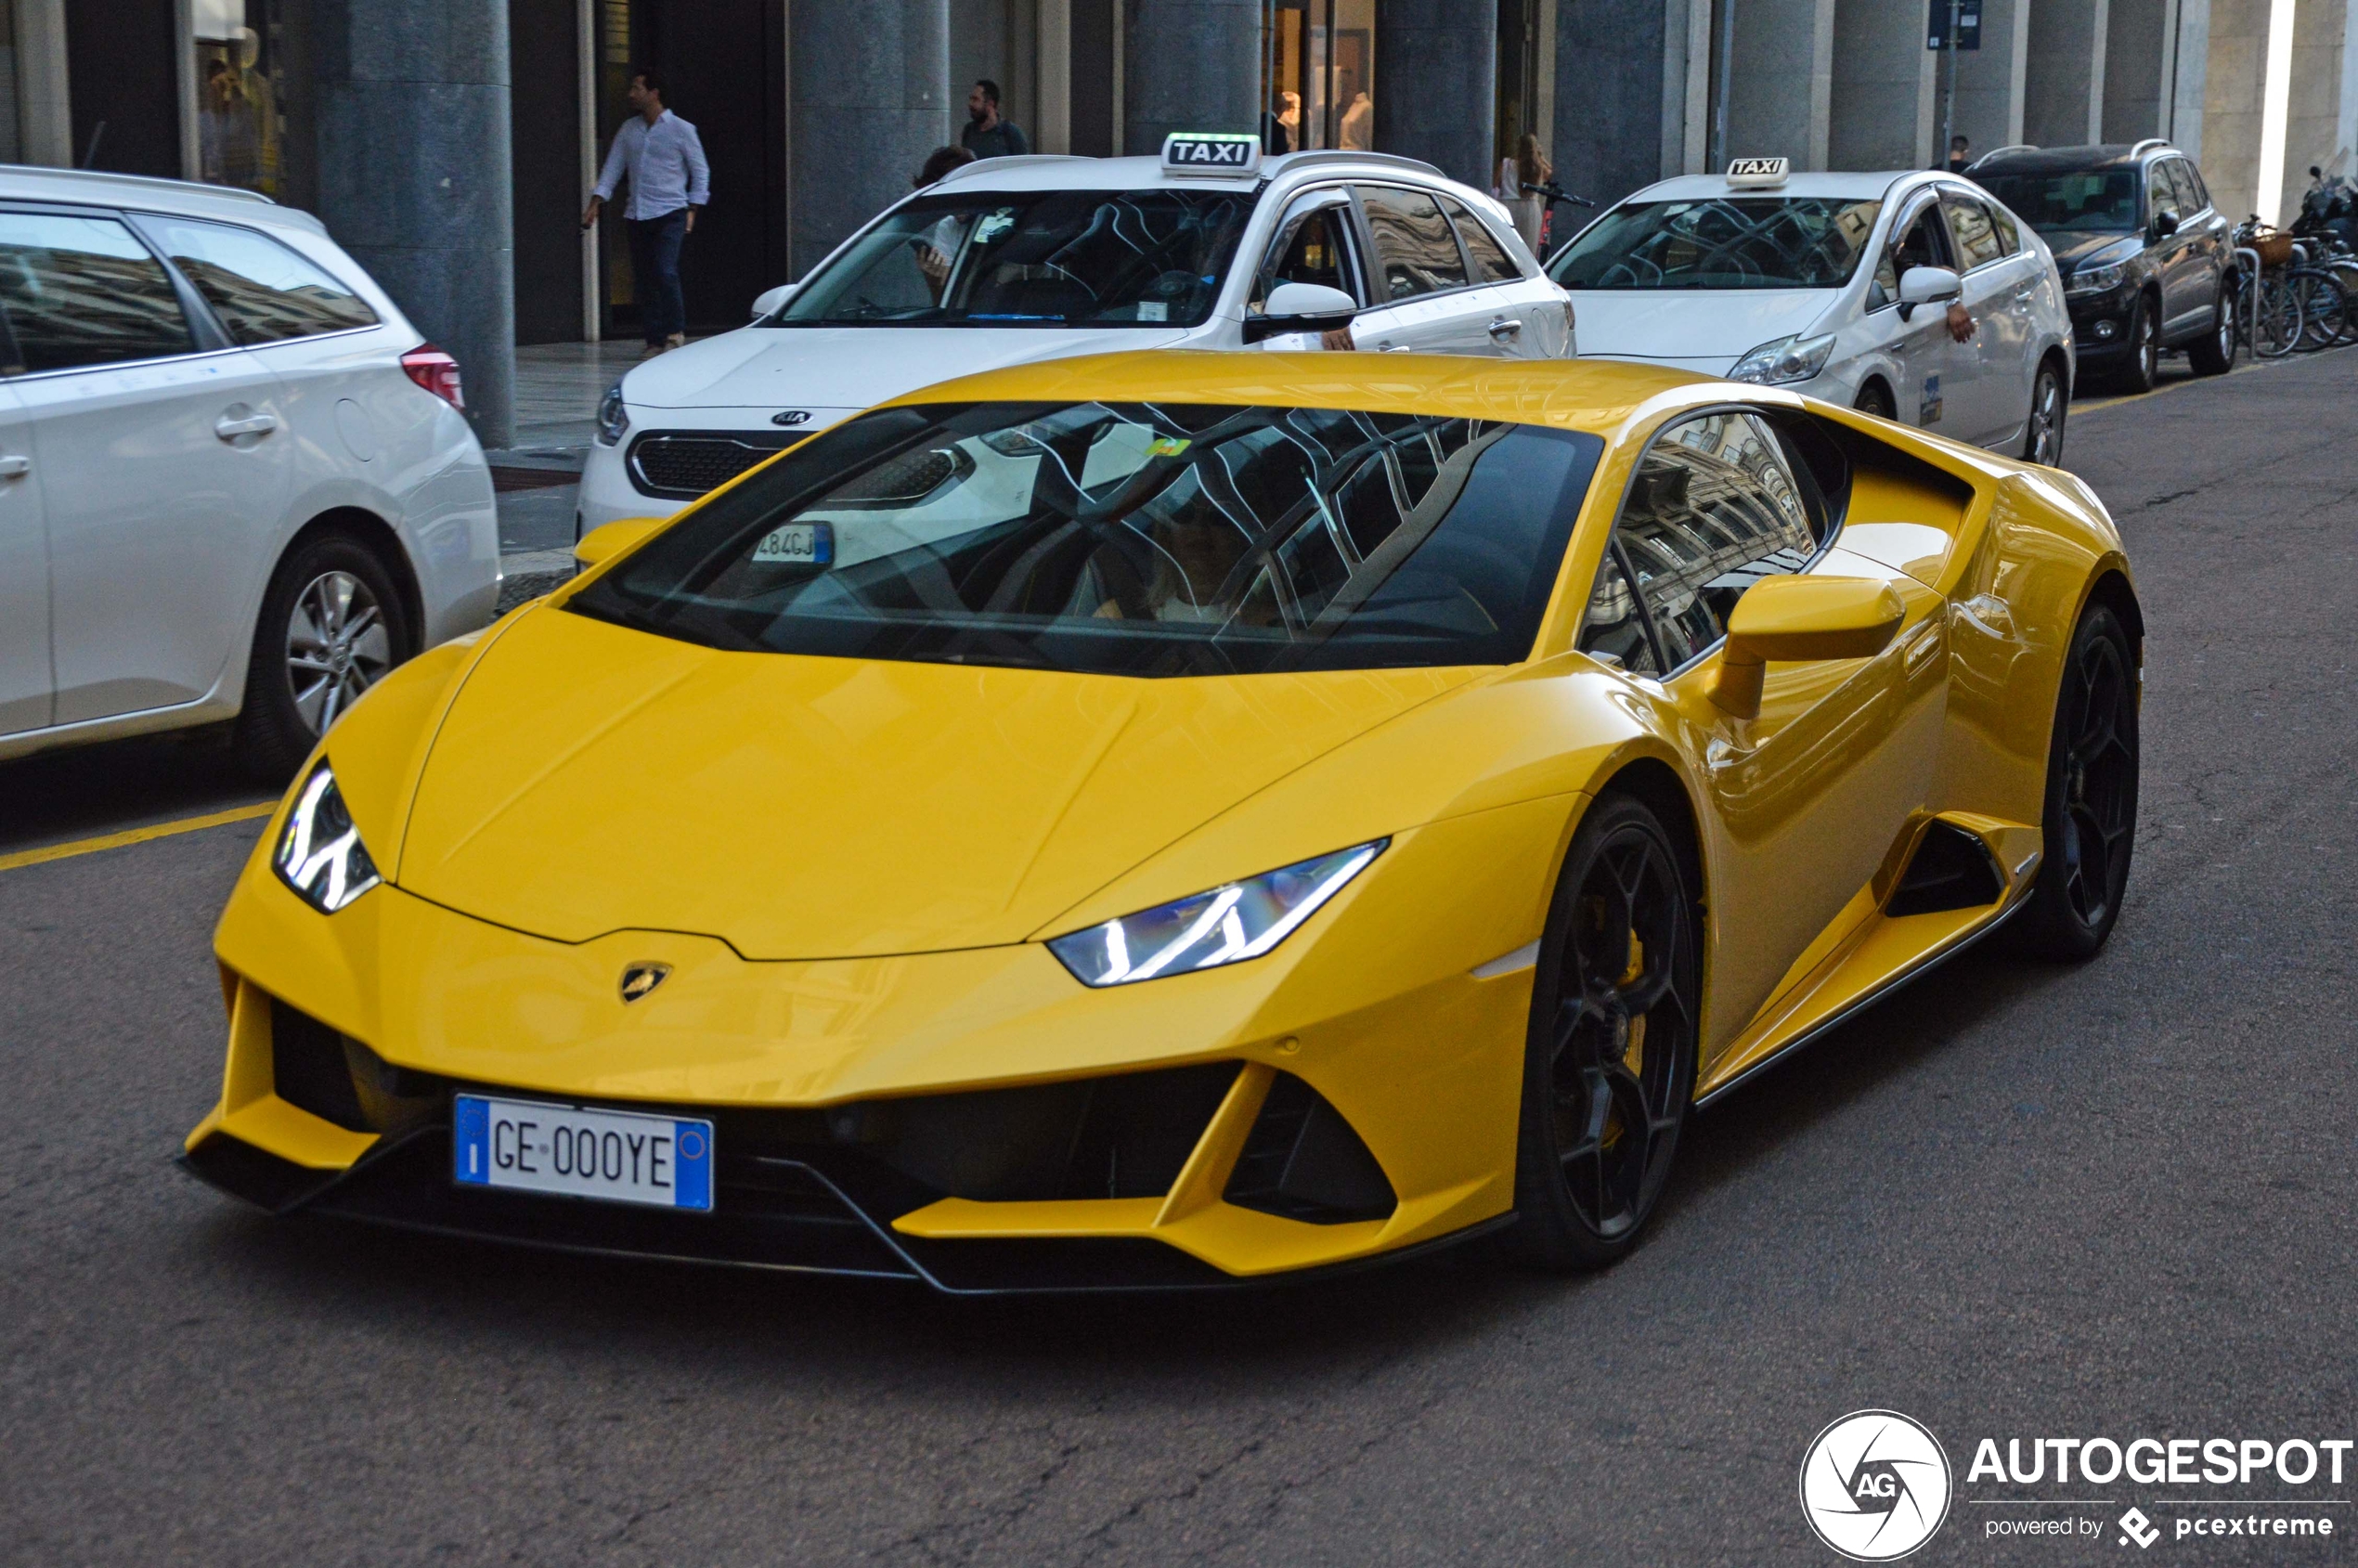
[1548,160,2074,464]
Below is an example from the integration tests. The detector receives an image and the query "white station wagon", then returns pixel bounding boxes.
[579,135,1575,531]
[1548,161,2076,464]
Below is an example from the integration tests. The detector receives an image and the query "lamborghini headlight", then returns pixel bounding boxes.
[1728,331,1836,385]
[1046,840,1386,988]
[274,763,382,914]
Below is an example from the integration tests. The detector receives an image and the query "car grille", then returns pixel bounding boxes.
[626,431,799,499]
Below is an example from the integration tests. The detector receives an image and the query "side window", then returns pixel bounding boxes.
[1871,201,1952,308]
[2146,162,2183,226]
[2164,160,2202,217]
[2181,160,2212,212]
[1254,197,1362,308]
[1355,185,1470,301]
[1606,411,1820,669]
[1941,192,2005,270]
[0,211,196,372]
[1987,201,2022,256]
[144,217,379,344]
[1441,196,1522,283]
[1577,545,1661,674]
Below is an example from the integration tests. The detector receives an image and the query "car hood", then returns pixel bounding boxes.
[2041,229,2142,272]
[1561,289,1838,368]
[392,606,1476,960]
[623,324,1195,413]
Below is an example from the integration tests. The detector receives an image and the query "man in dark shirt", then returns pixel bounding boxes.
[961,80,1029,159]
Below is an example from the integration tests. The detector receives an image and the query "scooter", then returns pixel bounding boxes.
[1522,181,1598,263]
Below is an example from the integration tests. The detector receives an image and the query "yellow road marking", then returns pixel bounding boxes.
[0,802,276,875]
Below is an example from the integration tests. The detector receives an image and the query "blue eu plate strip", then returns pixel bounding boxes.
[673,1121,713,1212]
[453,1095,491,1185]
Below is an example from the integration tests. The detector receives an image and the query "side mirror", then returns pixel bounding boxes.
[2150,210,2179,240]
[1244,281,1359,343]
[1895,265,1962,321]
[1707,576,1906,719]
[751,282,799,321]
[574,516,666,572]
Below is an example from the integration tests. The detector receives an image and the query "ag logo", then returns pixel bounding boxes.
[1799,1410,1952,1561]
[618,962,672,1003]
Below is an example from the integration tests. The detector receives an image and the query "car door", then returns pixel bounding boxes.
[2156,160,2212,333]
[1574,408,1937,1045]
[1870,196,1982,439]
[0,207,292,725]
[0,380,47,736]
[1347,184,1490,355]
[1248,186,1372,350]
[1940,187,2032,447]
[1440,193,1564,357]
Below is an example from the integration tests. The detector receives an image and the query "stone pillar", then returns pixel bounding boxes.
[1723,0,1834,170]
[13,0,71,167]
[1122,0,1260,156]
[789,0,950,279]
[1949,0,2031,159]
[312,0,515,448]
[2199,0,2274,218]
[2172,0,2212,158]
[1373,0,1496,188]
[2025,0,2111,147]
[2278,0,2354,219]
[2104,0,2177,139]
[1554,0,1704,206]
[1830,0,1936,169]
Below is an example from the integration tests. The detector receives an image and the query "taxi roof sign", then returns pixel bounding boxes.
[1162,132,1263,178]
[1727,157,1791,188]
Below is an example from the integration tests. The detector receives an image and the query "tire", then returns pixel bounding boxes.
[2022,358,2066,466]
[233,531,414,784]
[1853,381,1897,421]
[2186,279,2236,375]
[1503,794,1700,1271]
[2015,602,2140,961]
[2115,293,2159,393]
[2289,268,2349,351]
[2254,274,2303,358]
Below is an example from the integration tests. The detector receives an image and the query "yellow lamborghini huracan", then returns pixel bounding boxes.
[184,352,2139,1290]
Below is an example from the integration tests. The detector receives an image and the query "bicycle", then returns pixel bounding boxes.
[2234,218,2308,358]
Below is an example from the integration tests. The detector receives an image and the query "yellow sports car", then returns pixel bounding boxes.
[184,351,2140,1289]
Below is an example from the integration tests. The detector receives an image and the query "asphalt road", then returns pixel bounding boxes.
[3,352,2354,1567]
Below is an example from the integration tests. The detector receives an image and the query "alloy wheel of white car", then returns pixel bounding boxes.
[287,569,394,735]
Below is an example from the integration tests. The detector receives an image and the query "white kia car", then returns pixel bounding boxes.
[580,135,1575,530]
[1547,161,2076,463]
[0,165,499,777]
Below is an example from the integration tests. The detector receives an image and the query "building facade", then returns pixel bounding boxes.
[16,0,2354,446]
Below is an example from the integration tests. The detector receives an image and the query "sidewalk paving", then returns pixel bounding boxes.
[489,341,648,610]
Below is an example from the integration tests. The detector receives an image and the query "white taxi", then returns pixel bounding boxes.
[1548,160,2075,463]
[578,134,1574,530]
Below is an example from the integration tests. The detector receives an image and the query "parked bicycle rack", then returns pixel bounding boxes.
[2235,244,2261,359]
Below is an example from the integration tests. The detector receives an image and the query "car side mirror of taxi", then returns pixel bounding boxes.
[1896,265,1962,322]
[1245,281,1360,343]
[1707,576,1908,719]
[751,281,799,321]
[574,516,666,572]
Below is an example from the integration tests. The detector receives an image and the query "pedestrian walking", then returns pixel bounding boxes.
[961,80,1030,160]
[1498,132,1550,252]
[581,67,710,356]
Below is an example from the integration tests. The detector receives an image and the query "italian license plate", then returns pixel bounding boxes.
[750,520,833,567]
[453,1095,713,1212]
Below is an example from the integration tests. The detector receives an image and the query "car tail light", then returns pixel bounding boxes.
[400,344,465,409]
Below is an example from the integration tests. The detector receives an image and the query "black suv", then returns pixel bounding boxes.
[1970,140,2236,391]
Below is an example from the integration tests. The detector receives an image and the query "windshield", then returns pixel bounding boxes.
[1974,171,2140,232]
[566,401,1605,678]
[771,190,1255,329]
[1548,197,1883,290]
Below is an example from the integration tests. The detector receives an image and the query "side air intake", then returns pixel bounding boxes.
[1886,821,2005,917]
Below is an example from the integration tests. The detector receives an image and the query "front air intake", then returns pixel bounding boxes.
[1224,1073,1396,1225]
[268,999,442,1134]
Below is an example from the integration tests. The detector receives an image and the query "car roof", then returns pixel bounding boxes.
[1623,170,1924,204]
[873,347,1706,434]
[932,149,1454,196]
[1969,143,2163,175]
[0,162,328,234]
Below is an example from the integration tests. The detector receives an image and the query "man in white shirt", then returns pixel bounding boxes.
[581,69,712,354]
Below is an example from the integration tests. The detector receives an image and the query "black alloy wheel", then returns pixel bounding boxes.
[2023,360,2066,465]
[1853,381,1897,421]
[2118,294,2159,393]
[234,531,415,784]
[2016,603,2140,960]
[1506,794,1698,1270]
[2187,279,2236,375]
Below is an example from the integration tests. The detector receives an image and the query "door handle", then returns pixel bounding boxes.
[1487,317,1523,340]
[1377,343,1413,353]
[214,410,279,441]
[0,455,26,478]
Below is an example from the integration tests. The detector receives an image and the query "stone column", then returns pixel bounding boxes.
[1373,0,1497,188]
[2199,0,2274,218]
[1555,0,1704,207]
[2104,0,2179,140]
[790,0,951,278]
[2025,0,2111,147]
[12,0,72,167]
[312,0,515,448]
[1830,0,1937,169]
[1122,0,1260,155]
[1949,0,2031,159]
[2278,0,2355,219]
[1721,0,1834,169]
